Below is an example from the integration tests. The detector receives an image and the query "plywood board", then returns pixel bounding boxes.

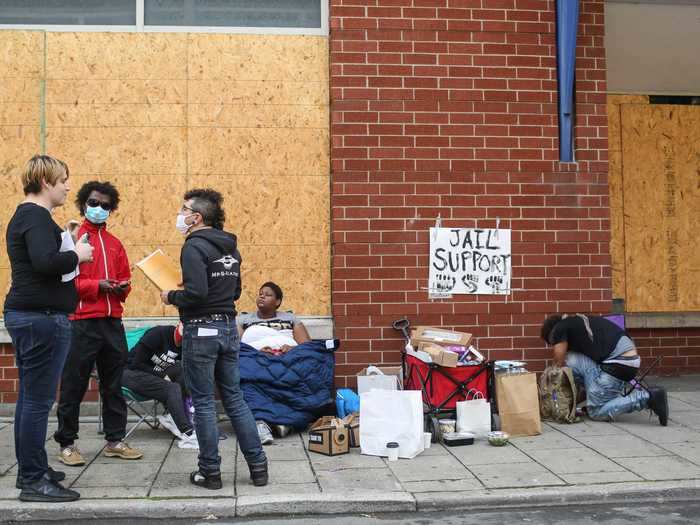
[238,267,331,316]
[188,174,330,246]
[0,31,43,79]
[188,127,329,176]
[45,79,187,104]
[45,127,187,175]
[620,104,700,311]
[187,80,328,106]
[188,103,327,129]
[188,34,328,82]
[607,95,648,299]
[46,103,186,127]
[46,33,187,80]
[0,31,331,317]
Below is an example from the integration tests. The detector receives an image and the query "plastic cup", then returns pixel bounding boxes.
[424,432,432,448]
[438,418,456,434]
[386,442,399,461]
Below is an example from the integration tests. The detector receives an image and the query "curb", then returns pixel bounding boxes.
[2,481,700,522]
[236,492,416,517]
[414,480,700,511]
[0,492,416,522]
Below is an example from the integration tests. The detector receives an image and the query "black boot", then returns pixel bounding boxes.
[248,459,268,487]
[19,474,80,503]
[648,387,669,426]
[16,466,66,489]
[189,470,222,490]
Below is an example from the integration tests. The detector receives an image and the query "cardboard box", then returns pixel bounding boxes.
[343,412,360,448]
[411,326,472,347]
[307,416,350,456]
[356,365,403,393]
[418,342,459,367]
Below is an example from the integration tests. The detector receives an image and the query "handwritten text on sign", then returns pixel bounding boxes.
[429,228,511,295]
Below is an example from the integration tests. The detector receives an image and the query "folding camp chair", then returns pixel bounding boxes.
[96,326,169,437]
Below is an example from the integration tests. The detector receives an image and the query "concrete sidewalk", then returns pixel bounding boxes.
[2,380,700,521]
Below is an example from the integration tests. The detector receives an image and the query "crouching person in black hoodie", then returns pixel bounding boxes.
[160,189,267,490]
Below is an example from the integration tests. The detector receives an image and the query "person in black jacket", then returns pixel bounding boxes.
[541,314,669,425]
[121,323,197,446]
[161,188,267,490]
[4,155,93,502]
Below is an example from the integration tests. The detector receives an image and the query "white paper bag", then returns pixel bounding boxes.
[456,392,492,438]
[357,365,401,394]
[360,389,424,459]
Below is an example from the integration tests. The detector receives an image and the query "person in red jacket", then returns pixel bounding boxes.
[54,181,143,466]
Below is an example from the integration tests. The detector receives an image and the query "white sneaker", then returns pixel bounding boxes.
[256,420,274,445]
[158,414,183,439]
[177,431,199,450]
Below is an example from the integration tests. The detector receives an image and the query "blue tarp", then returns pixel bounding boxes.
[239,339,337,429]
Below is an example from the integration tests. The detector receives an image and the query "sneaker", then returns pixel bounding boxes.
[273,424,293,438]
[648,386,669,426]
[256,421,274,445]
[19,474,80,503]
[177,430,199,450]
[16,466,66,489]
[59,445,86,467]
[158,413,183,439]
[103,441,144,460]
[190,470,222,490]
[248,459,269,487]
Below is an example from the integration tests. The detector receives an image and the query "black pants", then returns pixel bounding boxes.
[54,318,128,446]
[121,368,192,434]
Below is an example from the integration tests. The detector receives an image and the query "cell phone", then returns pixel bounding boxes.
[119,281,131,289]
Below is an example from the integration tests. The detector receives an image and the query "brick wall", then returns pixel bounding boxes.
[627,328,700,377]
[329,0,613,386]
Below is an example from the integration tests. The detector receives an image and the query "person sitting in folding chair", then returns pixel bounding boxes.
[541,313,669,425]
[121,323,198,448]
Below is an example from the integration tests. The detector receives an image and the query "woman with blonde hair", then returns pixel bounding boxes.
[3,155,93,502]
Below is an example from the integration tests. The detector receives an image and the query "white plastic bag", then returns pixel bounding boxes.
[357,365,402,394]
[456,390,492,438]
[360,389,424,459]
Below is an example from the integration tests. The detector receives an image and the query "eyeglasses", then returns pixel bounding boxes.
[181,205,199,214]
[86,198,113,211]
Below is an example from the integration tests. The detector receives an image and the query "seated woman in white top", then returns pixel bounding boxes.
[237,282,311,444]
[237,282,310,355]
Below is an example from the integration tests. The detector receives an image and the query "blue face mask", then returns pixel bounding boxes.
[85,205,110,224]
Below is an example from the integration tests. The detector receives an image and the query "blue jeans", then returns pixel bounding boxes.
[181,319,265,475]
[566,351,649,421]
[5,310,71,484]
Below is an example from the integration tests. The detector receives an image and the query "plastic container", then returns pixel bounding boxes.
[424,432,432,449]
[442,432,475,447]
[386,442,399,461]
[488,431,509,446]
[438,418,456,434]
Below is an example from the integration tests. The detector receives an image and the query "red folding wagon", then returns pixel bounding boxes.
[402,352,494,442]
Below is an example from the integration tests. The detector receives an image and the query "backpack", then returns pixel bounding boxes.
[539,366,578,423]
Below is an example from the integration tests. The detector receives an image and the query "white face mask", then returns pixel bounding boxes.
[176,213,195,235]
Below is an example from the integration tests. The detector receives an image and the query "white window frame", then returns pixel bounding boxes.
[0,0,329,35]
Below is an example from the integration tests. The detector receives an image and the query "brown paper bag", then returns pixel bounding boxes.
[496,372,542,437]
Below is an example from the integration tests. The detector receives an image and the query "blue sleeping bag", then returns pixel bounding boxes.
[239,339,338,429]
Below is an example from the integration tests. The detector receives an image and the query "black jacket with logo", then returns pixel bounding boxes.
[168,228,242,321]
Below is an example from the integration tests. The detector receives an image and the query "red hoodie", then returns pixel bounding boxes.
[71,220,131,320]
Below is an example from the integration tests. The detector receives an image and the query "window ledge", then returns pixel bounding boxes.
[625,312,700,329]
[0,316,334,344]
